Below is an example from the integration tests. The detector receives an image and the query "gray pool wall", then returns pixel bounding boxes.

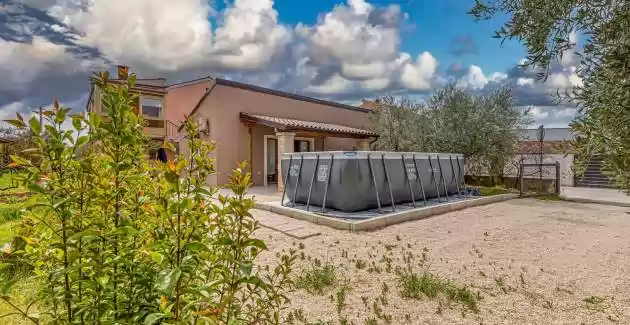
[280,151,465,212]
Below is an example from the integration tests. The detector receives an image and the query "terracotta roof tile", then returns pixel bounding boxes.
[517,140,573,154]
[240,113,377,137]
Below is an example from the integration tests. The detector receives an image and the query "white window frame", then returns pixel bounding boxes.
[263,135,315,187]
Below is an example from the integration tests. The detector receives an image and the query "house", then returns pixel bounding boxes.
[87,66,377,190]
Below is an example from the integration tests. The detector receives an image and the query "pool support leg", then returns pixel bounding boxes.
[412,154,427,206]
[367,153,383,213]
[306,154,320,211]
[280,155,293,206]
[402,154,416,208]
[290,156,304,208]
[382,153,396,212]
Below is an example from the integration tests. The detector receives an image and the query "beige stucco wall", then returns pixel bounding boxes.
[164,80,214,126]
[471,153,575,187]
[195,84,371,185]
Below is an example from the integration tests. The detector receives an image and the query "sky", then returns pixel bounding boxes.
[0,0,582,128]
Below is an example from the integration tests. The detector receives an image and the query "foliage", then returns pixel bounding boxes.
[0,72,295,324]
[0,203,23,223]
[469,0,630,192]
[368,96,423,152]
[369,85,532,180]
[478,186,509,197]
[398,268,479,312]
[0,126,38,168]
[295,264,337,295]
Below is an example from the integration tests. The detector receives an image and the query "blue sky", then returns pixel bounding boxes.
[0,0,579,128]
[272,0,525,74]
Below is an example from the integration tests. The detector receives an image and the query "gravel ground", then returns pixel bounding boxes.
[254,198,630,325]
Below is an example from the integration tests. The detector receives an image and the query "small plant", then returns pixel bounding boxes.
[296,264,337,294]
[398,269,479,312]
[395,235,401,241]
[364,317,378,325]
[335,284,349,315]
[495,277,508,294]
[361,296,369,309]
[355,259,367,269]
[299,242,305,249]
[584,295,605,305]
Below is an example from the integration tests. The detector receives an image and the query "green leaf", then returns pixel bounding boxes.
[28,183,45,194]
[144,313,166,325]
[0,278,17,297]
[10,155,31,167]
[215,237,234,246]
[115,226,138,236]
[244,238,267,250]
[75,135,89,148]
[52,198,70,209]
[155,267,182,296]
[149,252,165,264]
[29,116,41,134]
[238,261,253,277]
[4,118,26,128]
[183,242,207,252]
[96,276,110,288]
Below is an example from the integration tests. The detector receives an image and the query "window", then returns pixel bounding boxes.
[294,140,311,153]
[141,97,162,118]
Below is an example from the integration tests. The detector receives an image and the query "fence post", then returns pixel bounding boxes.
[555,161,561,195]
[519,163,524,196]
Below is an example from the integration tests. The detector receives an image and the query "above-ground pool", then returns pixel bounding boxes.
[280,151,465,212]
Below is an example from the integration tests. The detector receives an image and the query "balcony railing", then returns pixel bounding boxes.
[165,120,180,141]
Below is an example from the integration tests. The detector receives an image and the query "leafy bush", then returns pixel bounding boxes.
[0,72,295,324]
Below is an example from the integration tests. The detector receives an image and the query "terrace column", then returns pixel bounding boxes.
[276,132,295,192]
[356,138,371,151]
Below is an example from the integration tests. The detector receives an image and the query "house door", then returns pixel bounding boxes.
[266,137,278,184]
[264,136,314,186]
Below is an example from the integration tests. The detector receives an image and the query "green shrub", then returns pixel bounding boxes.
[0,72,295,324]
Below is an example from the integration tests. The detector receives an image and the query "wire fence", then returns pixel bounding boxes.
[518,162,561,196]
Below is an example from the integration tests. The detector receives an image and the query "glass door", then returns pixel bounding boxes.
[266,138,278,184]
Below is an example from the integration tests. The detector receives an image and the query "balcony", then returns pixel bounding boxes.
[144,119,165,138]
[142,119,180,140]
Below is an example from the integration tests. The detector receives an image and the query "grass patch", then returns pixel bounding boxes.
[535,194,563,201]
[0,277,40,324]
[295,264,337,295]
[398,270,479,312]
[0,171,26,192]
[478,186,509,196]
[0,220,20,246]
[0,203,23,223]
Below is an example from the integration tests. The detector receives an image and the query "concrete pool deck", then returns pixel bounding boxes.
[255,193,518,231]
[561,187,630,207]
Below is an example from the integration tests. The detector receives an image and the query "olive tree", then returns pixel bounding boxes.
[370,85,531,183]
[470,0,630,192]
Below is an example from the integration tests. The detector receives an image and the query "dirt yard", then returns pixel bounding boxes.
[254,198,630,324]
